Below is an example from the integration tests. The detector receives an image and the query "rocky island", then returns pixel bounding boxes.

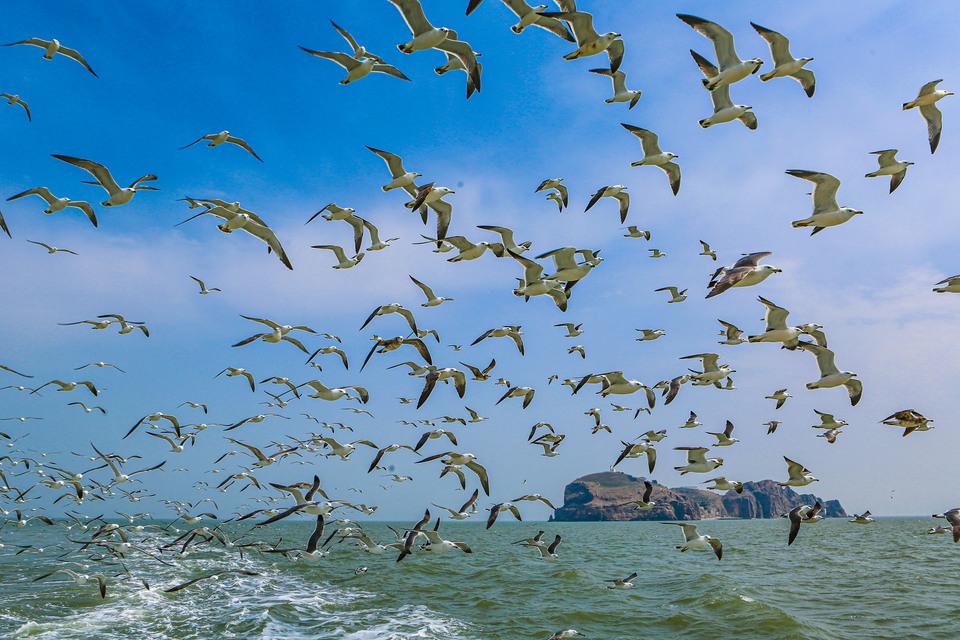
[551,471,846,521]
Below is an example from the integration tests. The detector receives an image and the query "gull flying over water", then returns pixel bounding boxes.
[663,522,722,559]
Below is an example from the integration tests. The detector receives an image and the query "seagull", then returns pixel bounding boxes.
[748,296,825,348]
[180,131,263,161]
[674,447,723,475]
[51,155,158,207]
[716,320,746,345]
[796,341,862,406]
[622,226,650,239]
[698,84,756,129]
[542,9,623,71]
[786,504,818,545]
[933,275,960,293]
[7,187,97,227]
[812,410,847,431]
[649,249,666,258]
[227,438,299,468]
[613,441,656,473]
[434,50,484,99]
[366,147,422,192]
[536,247,601,284]
[706,421,739,446]
[548,631,582,640]
[460,359,496,382]
[5,38,97,76]
[472,325,524,355]
[359,303,418,335]
[750,22,815,97]
[26,240,77,255]
[865,149,913,193]
[702,477,744,494]
[487,502,523,529]
[654,286,687,303]
[478,225,533,255]
[903,79,953,153]
[433,489,479,521]
[640,429,667,442]
[817,429,842,444]
[419,520,473,554]
[663,522,722,560]
[417,368,467,408]
[536,178,568,210]
[585,185,629,223]
[765,389,792,409]
[636,328,665,341]
[850,511,875,524]
[97,313,149,336]
[778,456,818,487]
[415,451,489,495]
[260,514,330,562]
[433,235,504,262]
[362,335,432,372]
[189,276,220,294]
[387,0,481,91]
[178,200,292,270]
[678,15,762,90]
[555,322,583,337]
[67,402,106,414]
[298,380,370,404]
[525,533,562,561]
[497,385,536,409]
[409,276,452,307]
[621,124,680,195]
[300,47,410,85]
[312,244,363,269]
[1,93,31,121]
[619,480,657,511]
[33,568,107,598]
[706,252,780,298]
[764,420,781,434]
[679,353,734,387]
[604,572,638,590]
[31,379,98,396]
[214,367,256,392]
[468,0,574,41]
[787,170,863,234]
[880,409,933,437]
[307,346,350,370]
[590,68,641,109]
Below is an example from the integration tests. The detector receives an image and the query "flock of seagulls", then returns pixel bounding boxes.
[0,4,957,639]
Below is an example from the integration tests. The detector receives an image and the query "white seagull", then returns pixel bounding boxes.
[787,170,863,235]
[865,149,913,193]
[678,14,762,91]
[796,341,862,406]
[180,131,263,162]
[621,124,680,195]
[7,187,98,227]
[750,22,815,97]
[903,79,952,153]
[663,522,722,560]
[5,38,97,76]
[52,155,158,207]
[590,68,641,109]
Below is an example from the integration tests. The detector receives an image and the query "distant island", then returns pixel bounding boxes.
[551,471,847,521]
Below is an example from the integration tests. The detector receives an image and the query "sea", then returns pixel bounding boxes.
[0,518,954,640]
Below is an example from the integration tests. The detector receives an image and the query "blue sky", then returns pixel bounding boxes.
[1,1,958,520]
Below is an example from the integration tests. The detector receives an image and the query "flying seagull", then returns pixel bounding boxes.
[677,14,762,91]
[865,149,913,193]
[750,22,815,97]
[5,38,97,76]
[621,124,680,195]
[903,79,952,153]
[51,155,158,207]
[180,131,263,161]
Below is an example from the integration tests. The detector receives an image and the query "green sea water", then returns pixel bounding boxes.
[1,518,956,639]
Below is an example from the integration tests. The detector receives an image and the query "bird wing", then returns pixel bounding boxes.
[241,221,293,270]
[621,124,662,156]
[225,136,263,162]
[372,63,411,81]
[330,20,363,57]
[786,170,840,213]
[798,342,839,376]
[690,49,719,79]
[366,146,408,178]
[51,155,120,195]
[758,296,790,330]
[677,14,741,69]
[613,191,630,223]
[57,45,98,76]
[919,103,944,154]
[750,22,793,66]
[709,84,733,111]
[387,0,436,36]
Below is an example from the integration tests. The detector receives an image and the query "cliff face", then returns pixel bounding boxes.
[551,472,847,522]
